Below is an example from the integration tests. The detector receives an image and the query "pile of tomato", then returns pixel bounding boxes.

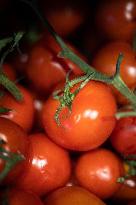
[0,0,136,204]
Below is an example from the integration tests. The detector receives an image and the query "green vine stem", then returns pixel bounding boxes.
[21,0,136,123]
[0,32,24,102]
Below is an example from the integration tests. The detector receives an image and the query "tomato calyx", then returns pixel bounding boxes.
[0,139,24,182]
[53,72,92,125]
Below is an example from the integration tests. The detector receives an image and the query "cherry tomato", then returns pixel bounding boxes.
[3,188,44,205]
[26,44,66,95]
[95,0,136,42]
[113,178,136,202]
[0,117,29,184]
[40,32,87,75]
[75,148,124,199]
[44,186,106,205]
[110,117,136,156]
[41,0,87,36]
[92,41,136,88]
[42,81,117,151]
[0,85,35,132]
[15,133,71,196]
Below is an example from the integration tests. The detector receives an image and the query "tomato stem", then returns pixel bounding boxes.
[116,111,136,119]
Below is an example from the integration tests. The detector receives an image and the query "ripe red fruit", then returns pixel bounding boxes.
[15,133,71,196]
[75,148,124,199]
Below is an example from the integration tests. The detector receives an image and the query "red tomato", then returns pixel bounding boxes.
[0,117,28,184]
[92,41,136,88]
[44,186,106,205]
[95,0,136,42]
[42,81,117,151]
[26,44,66,95]
[15,133,71,196]
[40,32,87,75]
[41,0,87,36]
[113,178,136,202]
[6,188,43,205]
[75,148,124,199]
[0,85,35,132]
[110,117,136,156]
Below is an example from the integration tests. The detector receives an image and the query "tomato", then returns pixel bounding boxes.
[113,178,136,202]
[75,148,124,199]
[26,34,87,95]
[44,186,106,205]
[4,188,43,205]
[42,81,117,151]
[110,117,136,156]
[26,43,66,95]
[92,41,136,88]
[0,85,35,132]
[0,117,28,184]
[40,32,87,75]
[41,0,87,36]
[15,133,71,196]
[95,0,136,42]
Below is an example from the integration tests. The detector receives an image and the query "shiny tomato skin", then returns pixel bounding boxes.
[26,44,66,94]
[7,189,43,205]
[95,0,136,42]
[0,117,29,184]
[75,148,124,199]
[0,85,35,132]
[44,186,106,205]
[15,133,71,196]
[42,81,117,151]
[92,41,136,88]
[110,117,136,156]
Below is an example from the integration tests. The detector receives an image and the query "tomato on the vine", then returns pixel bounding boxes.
[0,117,29,184]
[95,0,136,42]
[110,117,136,156]
[15,133,71,196]
[0,85,35,132]
[42,81,117,151]
[75,148,124,199]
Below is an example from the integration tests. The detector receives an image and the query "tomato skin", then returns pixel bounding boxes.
[0,117,29,184]
[42,81,117,151]
[95,0,136,42]
[26,44,66,94]
[44,186,106,205]
[0,85,35,132]
[6,189,44,205]
[15,133,71,196]
[41,0,86,36]
[75,148,124,199]
[110,117,136,156]
[113,178,136,202]
[92,42,136,88]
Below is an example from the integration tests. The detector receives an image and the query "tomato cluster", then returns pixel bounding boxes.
[0,0,136,205]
